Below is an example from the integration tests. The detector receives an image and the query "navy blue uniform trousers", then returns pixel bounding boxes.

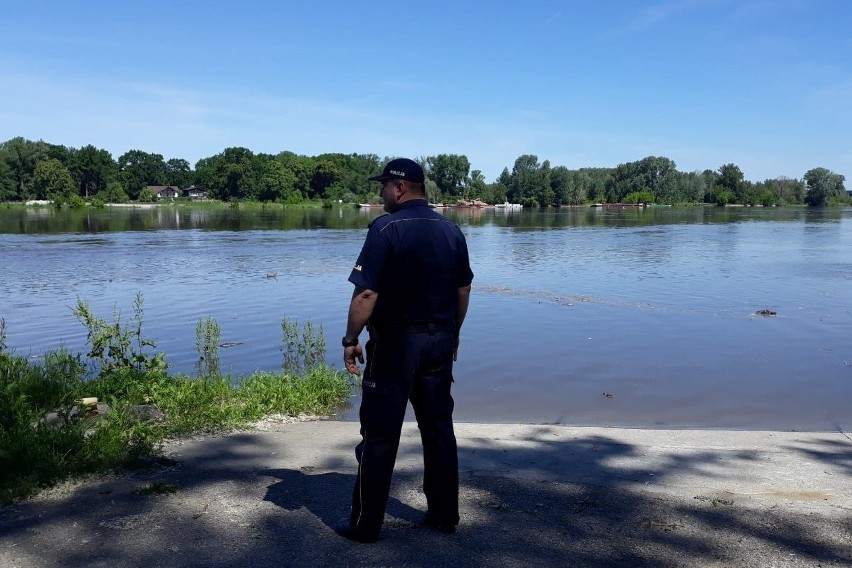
[349,325,459,538]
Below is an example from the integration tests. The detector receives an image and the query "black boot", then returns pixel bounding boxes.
[334,517,380,543]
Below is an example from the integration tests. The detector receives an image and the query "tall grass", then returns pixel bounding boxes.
[282,317,326,374]
[0,297,353,504]
[71,292,166,375]
[0,350,156,503]
[195,316,221,378]
[155,366,351,434]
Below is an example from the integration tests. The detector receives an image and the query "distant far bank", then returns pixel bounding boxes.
[1,136,849,210]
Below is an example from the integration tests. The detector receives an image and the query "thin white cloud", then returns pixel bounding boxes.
[622,0,719,33]
[543,12,563,26]
[0,66,848,184]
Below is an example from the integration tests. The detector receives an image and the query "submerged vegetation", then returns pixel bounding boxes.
[0,298,354,504]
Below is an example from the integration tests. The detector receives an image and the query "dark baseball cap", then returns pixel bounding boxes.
[368,158,425,183]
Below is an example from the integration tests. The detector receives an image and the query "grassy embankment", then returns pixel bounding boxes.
[0,294,354,504]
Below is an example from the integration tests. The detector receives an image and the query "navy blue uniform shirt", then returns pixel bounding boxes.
[348,199,474,331]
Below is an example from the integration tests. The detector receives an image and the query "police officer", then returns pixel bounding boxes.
[336,158,473,543]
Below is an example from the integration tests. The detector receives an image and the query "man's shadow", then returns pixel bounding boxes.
[263,468,422,530]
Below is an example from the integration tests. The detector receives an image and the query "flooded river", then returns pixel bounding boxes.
[1,204,850,430]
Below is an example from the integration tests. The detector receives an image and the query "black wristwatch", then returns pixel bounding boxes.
[342,336,359,348]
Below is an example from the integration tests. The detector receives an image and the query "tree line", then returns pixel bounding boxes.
[0,137,847,207]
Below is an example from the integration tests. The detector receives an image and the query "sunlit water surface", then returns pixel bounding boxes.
[2,205,850,430]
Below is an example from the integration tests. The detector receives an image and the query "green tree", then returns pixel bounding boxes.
[491,168,512,204]
[45,143,74,166]
[165,158,193,189]
[309,160,341,199]
[336,153,382,200]
[750,182,776,207]
[674,171,707,204]
[467,169,487,201]
[258,160,297,201]
[536,160,554,206]
[427,154,471,199]
[423,179,440,203]
[508,154,549,206]
[606,156,678,204]
[194,147,257,201]
[71,145,117,198]
[715,163,750,203]
[717,163,743,190]
[579,168,611,203]
[194,156,218,196]
[222,147,257,200]
[763,177,805,205]
[701,169,720,203]
[0,157,15,201]
[549,166,572,205]
[275,152,314,198]
[31,158,76,199]
[117,150,166,200]
[485,181,508,204]
[0,137,50,200]
[804,167,846,206]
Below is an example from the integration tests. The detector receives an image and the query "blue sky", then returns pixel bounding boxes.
[1,0,850,183]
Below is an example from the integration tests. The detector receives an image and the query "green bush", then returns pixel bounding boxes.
[0,353,154,503]
[0,297,354,503]
[138,188,158,203]
[67,195,86,209]
[71,292,167,376]
[97,182,128,203]
[0,350,85,423]
[623,191,655,204]
[715,189,736,205]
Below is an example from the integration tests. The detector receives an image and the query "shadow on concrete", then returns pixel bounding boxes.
[786,435,852,476]
[1,427,850,568]
[262,469,423,530]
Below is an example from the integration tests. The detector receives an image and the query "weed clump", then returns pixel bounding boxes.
[0,296,353,504]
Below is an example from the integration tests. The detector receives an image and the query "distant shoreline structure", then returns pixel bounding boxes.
[494,202,522,209]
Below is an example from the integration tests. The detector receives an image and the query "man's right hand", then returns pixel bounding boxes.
[344,344,364,375]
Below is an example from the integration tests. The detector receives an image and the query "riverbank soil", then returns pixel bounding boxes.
[2,422,850,567]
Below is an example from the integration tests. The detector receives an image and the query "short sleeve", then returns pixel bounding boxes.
[348,224,389,292]
[456,230,474,287]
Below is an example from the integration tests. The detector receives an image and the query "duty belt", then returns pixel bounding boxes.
[403,320,456,334]
[370,320,456,337]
